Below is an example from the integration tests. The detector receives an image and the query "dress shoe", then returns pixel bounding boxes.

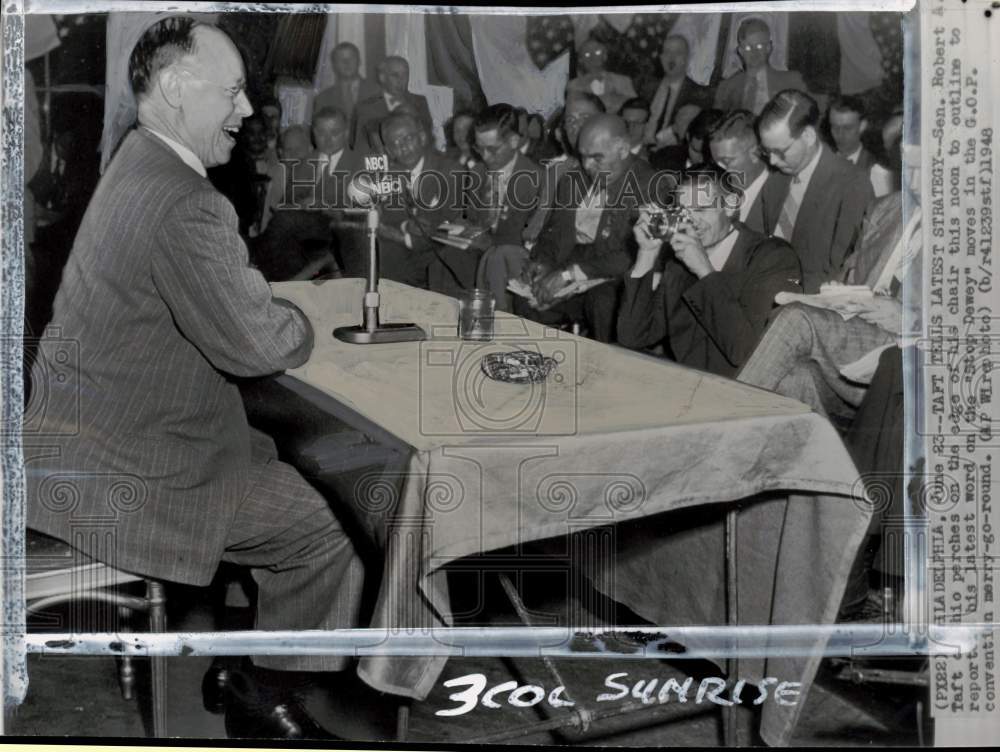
[222,670,341,741]
[201,663,232,715]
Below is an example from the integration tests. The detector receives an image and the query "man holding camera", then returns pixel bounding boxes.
[617,165,800,377]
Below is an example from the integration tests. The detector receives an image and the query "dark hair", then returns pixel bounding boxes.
[332,41,360,59]
[621,97,650,116]
[829,95,867,121]
[661,34,690,55]
[687,108,725,144]
[709,109,757,145]
[564,90,606,114]
[676,162,743,206]
[312,106,348,127]
[737,17,771,43]
[758,89,820,138]
[473,103,520,139]
[128,16,200,98]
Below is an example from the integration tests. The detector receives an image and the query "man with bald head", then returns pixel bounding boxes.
[643,35,714,149]
[352,55,433,150]
[24,18,362,739]
[514,114,660,342]
[566,38,637,114]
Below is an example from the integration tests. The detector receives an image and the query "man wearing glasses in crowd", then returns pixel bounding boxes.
[756,89,874,293]
[714,17,808,116]
[566,38,638,115]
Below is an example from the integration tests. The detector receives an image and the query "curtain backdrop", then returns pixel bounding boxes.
[425,13,486,115]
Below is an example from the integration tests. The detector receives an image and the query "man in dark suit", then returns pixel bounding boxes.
[827,95,877,169]
[714,17,809,115]
[708,109,779,234]
[643,35,714,149]
[311,42,380,128]
[428,104,543,298]
[617,165,801,377]
[23,18,360,739]
[516,115,660,343]
[373,112,465,288]
[352,56,433,151]
[757,89,874,293]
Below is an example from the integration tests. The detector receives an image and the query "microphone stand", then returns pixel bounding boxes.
[333,205,427,344]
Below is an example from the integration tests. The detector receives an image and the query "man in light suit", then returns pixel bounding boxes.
[352,56,433,151]
[617,165,801,377]
[756,89,874,293]
[714,17,808,116]
[643,35,714,149]
[24,18,361,739]
[708,109,779,234]
[311,42,380,130]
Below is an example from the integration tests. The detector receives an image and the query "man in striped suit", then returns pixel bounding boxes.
[23,18,361,739]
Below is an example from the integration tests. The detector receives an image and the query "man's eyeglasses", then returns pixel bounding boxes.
[387,132,421,150]
[739,42,770,53]
[757,139,797,161]
[581,49,605,58]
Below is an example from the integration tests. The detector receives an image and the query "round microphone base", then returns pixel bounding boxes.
[333,323,428,344]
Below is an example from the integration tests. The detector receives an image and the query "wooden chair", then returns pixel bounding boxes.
[25,529,168,737]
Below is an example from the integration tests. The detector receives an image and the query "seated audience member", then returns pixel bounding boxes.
[259,95,282,155]
[617,165,800,376]
[736,189,920,426]
[567,38,638,115]
[523,112,549,161]
[757,89,875,293]
[514,114,657,343]
[644,35,714,148]
[311,106,367,276]
[374,112,465,288]
[353,56,433,151]
[429,104,543,298]
[827,95,876,169]
[445,110,478,168]
[708,109,777,233]
[714,17,808,116]
[519,91,605,245]
[650,106,722,174]
[208,112,277,236]
[869,109,904,198]
[312,41,380,128]
[250,125,339,282]
[620,97,651,157]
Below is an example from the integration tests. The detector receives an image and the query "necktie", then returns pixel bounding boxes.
[659,83,676,133]
[743,75,758,113]
[775,176,801,241]
[349,79,359,105]
[484,172,504,230]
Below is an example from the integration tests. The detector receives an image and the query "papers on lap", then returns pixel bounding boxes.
[507,277,611,311]
[431,221,488,250]
[774,283,877,321]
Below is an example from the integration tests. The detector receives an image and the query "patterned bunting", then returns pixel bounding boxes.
[526,15,575,70]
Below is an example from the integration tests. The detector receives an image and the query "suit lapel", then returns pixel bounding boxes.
[791,146,834,248]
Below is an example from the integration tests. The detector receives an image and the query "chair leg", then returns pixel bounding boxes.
[396,701,411,742]
[117,605,136,701]
[147,580,168,738]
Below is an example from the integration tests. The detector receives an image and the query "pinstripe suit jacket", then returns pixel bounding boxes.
[24,127,314,585]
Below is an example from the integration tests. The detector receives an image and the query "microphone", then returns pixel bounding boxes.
[332,167,427,344]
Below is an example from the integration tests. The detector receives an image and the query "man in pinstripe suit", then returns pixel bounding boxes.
[23,18,360,739]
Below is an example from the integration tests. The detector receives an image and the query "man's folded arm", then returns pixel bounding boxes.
[152,189,314,377]
[617,271,667,350]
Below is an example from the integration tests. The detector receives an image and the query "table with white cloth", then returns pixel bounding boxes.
[245,278,871,746]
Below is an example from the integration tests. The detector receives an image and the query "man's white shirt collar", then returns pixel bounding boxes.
[144,127,206,177]
[319,148,345,175]
[706,226,740,271]
[385,92,402,110]
[844,145,862,164]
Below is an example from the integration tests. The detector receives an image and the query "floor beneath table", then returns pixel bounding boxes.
[9,577,929,746]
